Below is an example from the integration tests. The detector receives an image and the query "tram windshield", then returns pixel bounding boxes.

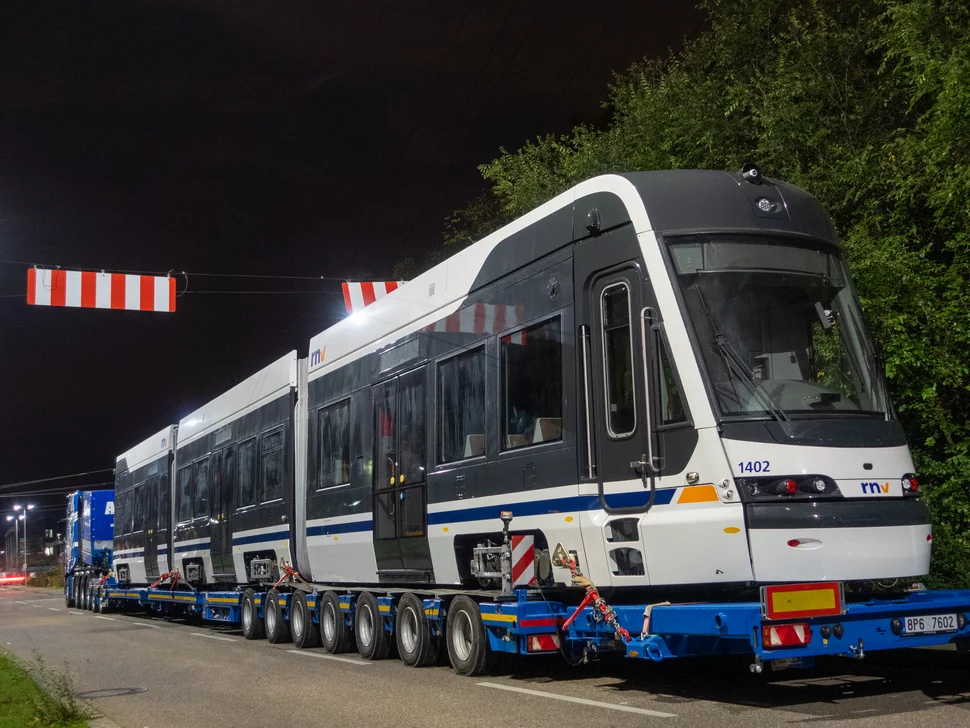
[666,234,888,419]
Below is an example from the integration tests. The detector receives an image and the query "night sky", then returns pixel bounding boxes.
[0,1,702,525]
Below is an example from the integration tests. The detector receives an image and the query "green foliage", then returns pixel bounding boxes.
[0,652,88,728]
[449,0,970,585]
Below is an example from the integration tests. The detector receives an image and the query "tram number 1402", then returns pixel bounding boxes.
[903,614,958,635]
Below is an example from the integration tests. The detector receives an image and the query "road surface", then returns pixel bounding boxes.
[2,586,969,727]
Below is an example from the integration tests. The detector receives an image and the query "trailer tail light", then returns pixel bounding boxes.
[761,581,844,620]
[762,623,812,649]
[526,634,561,653]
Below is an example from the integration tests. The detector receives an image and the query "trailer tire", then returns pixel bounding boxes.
[73,577,81,610]
[241,588,265,640]
[86,584,96,611]
[446,596,493,676]
[290,591,319,649]
[65,580,75,609]
[320,591,353,654]
[355,592,391,660]
[265,589,292,644]
[79,576,88,610]
[396,593,437,667]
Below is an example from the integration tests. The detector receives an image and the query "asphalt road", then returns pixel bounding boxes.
[2,586,970,727]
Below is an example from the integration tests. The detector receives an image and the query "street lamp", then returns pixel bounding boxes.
[12,505,34,580]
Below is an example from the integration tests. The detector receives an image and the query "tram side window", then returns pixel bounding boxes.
[237,438,256,507]
[221,447,234,515]
[501,317,563,450]
[117,491,129,535]
[318,400,351,489]
[438,346,486,463]
[176,465,192,523]
[261,429,284,502]
[398,369,426,484]
[602,283,636,437]
[158,475,169,530]
[133,484,145,533]
[658,338,688,425]
[194,457,210,519]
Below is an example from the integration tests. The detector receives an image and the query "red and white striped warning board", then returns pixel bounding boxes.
[342,281,402,313]
[27,268,176,312]
[526,634,562,652]
[511,534,536,587]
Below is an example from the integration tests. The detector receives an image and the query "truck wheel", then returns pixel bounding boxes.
[446,595,493,676]
[265,589,291,644]
[355,592,391,660]
[65,579,75,608]
[85,584,94,611]
[320,591,353,653]
[241,588,265,640]
[396,592,437,667]
[79,576,88,610]
[73,577,81,610]
[290,591,319,649]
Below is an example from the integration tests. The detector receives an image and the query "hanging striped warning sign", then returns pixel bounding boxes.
[511,535,536,587]
[26,268,176,312]
[342,281,403,313]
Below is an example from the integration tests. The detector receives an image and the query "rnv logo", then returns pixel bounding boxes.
[861,482,890,494]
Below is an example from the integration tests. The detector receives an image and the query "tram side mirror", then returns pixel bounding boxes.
[814,302,835,330]
[551,543,570,568]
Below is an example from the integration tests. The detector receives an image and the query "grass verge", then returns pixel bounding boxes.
[0,651,90,728]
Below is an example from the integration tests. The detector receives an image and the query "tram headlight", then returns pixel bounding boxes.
[902,473,920,496]
[735,475,841,501]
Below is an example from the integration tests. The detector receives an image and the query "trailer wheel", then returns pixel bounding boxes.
[396,592,437,667]
[79,576,88,610]
[290,591,319,649]
[320,591,353,653]
[65,579,75,609]
[355,592,391,660]
[241,588,265,640]
[73,577,81,610]
[265,589,292,644]
[446,596,493,676]
[87,584,96,611]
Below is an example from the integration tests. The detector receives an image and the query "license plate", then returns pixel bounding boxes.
[902,613,958,635]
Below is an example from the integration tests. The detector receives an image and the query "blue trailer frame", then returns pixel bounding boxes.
[88,578,970,672]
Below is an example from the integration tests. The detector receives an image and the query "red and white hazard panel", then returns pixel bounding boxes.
[27,268,176,312]
[511,535,536,587]
[342,281,402,314]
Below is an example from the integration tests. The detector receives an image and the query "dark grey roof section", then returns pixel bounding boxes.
[621,170,840,245]
[468,169,840,295]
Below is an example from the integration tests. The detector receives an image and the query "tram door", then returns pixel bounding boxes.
[372,366,434,581]
[575,226,660,513]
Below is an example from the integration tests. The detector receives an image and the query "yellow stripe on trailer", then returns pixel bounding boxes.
[481,613,516,624]
[425,609,439,617]
[207,597,240,604]
[378,605,391,613]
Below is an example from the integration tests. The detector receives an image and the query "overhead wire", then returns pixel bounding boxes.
[0,469,114,492]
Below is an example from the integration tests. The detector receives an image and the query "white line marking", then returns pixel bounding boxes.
[95,616,116,621]
[476,683,677,718]
[191,632,235,642]
[287,649,372,666]
[48,608,60,611]
[32,605,43,608]
[130,623,162,629]
[68,612,84,616]
[14,601,26,605]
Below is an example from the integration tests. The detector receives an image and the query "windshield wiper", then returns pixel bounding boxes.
[694,289,790,423]
[714,333,790,422]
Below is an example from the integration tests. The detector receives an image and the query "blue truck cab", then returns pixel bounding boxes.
[64,490,114,609]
